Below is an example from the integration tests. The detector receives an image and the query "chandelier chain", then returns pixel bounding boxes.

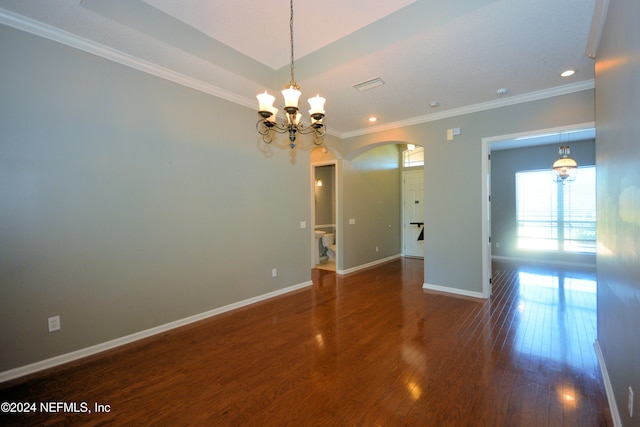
[289,0,296,86]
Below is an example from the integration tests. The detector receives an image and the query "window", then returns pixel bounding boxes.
[403,146,424,167]
[515,166,596,253]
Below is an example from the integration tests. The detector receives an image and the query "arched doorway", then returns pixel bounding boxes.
[337,141,423,273]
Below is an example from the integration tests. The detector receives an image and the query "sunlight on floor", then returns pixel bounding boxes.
[514,267,597,371]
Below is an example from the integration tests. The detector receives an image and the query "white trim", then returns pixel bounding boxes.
[0,8,335,140]
[0,8,255,110]
[481,122,596,145]
[422,282,486,299]
[483,148,492,298]
[586,0,610,59]
[0,280,312,383]
[0,8,594,141]
[595,339,623,427]
[342,81,595,139]
[311,160,339,271]
[338,254,401,275]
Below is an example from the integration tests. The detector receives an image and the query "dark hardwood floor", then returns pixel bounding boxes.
[0,259,613,426]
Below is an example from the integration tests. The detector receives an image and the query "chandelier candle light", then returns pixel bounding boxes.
[256,0,326,149]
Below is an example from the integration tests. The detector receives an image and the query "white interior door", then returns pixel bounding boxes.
[403,170,424,258]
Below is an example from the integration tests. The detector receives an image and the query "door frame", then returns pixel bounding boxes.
[480,121,595,298]
[402,169,425,258]
[310,160,340,271]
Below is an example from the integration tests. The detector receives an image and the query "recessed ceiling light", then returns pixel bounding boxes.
[368,116,378,123]
[561,69,576,77]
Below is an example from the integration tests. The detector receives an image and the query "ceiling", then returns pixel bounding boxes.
[0,0,598,138]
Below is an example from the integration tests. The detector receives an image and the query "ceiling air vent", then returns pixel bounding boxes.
[353,77,385,92]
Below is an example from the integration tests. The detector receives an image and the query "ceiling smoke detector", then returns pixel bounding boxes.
[353,77,385,92]
[496,88,509,97]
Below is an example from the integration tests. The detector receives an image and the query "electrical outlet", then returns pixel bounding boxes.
[629,386,634,418]
[272,268,277,278]
[48,315,61,333]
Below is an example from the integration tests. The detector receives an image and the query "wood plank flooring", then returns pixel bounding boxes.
[0,259,613,426]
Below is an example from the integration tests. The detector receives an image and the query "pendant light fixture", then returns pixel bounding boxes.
[256,0,326,149]
[552,134,578,183]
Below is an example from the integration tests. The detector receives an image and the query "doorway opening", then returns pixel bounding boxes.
[312,161,337,271]
[402,144,424,258]
[481,122,596,298]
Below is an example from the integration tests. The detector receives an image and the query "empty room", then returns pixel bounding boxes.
[1,0,638,425]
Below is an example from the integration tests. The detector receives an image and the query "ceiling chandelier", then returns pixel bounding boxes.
[552,143,578,183]
[256,0,326,149]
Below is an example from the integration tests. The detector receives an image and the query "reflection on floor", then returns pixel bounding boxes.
[0,258,611,425]
[512,265,598,371]
[477,261,609,426]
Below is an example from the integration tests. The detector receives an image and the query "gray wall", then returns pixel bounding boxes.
[314,165,335,226]
[594,0,640,424]
[341,145,402,270]
[343,90,595,294]
[491,139,596,265]
[0,25,317,371]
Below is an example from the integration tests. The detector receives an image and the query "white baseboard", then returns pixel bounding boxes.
[422,282,486,299]
[338,254,402,275]
[594,339,623,427]
[0,280,313,383]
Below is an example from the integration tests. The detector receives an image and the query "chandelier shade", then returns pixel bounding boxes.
[282,85,302,109]
[255,0,326,149]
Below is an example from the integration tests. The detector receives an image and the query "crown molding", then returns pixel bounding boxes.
[0,8,255,110]
[586,0,610,59]
[341,80,595,139]
[0,8,595,143]
[0,8,348,139]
